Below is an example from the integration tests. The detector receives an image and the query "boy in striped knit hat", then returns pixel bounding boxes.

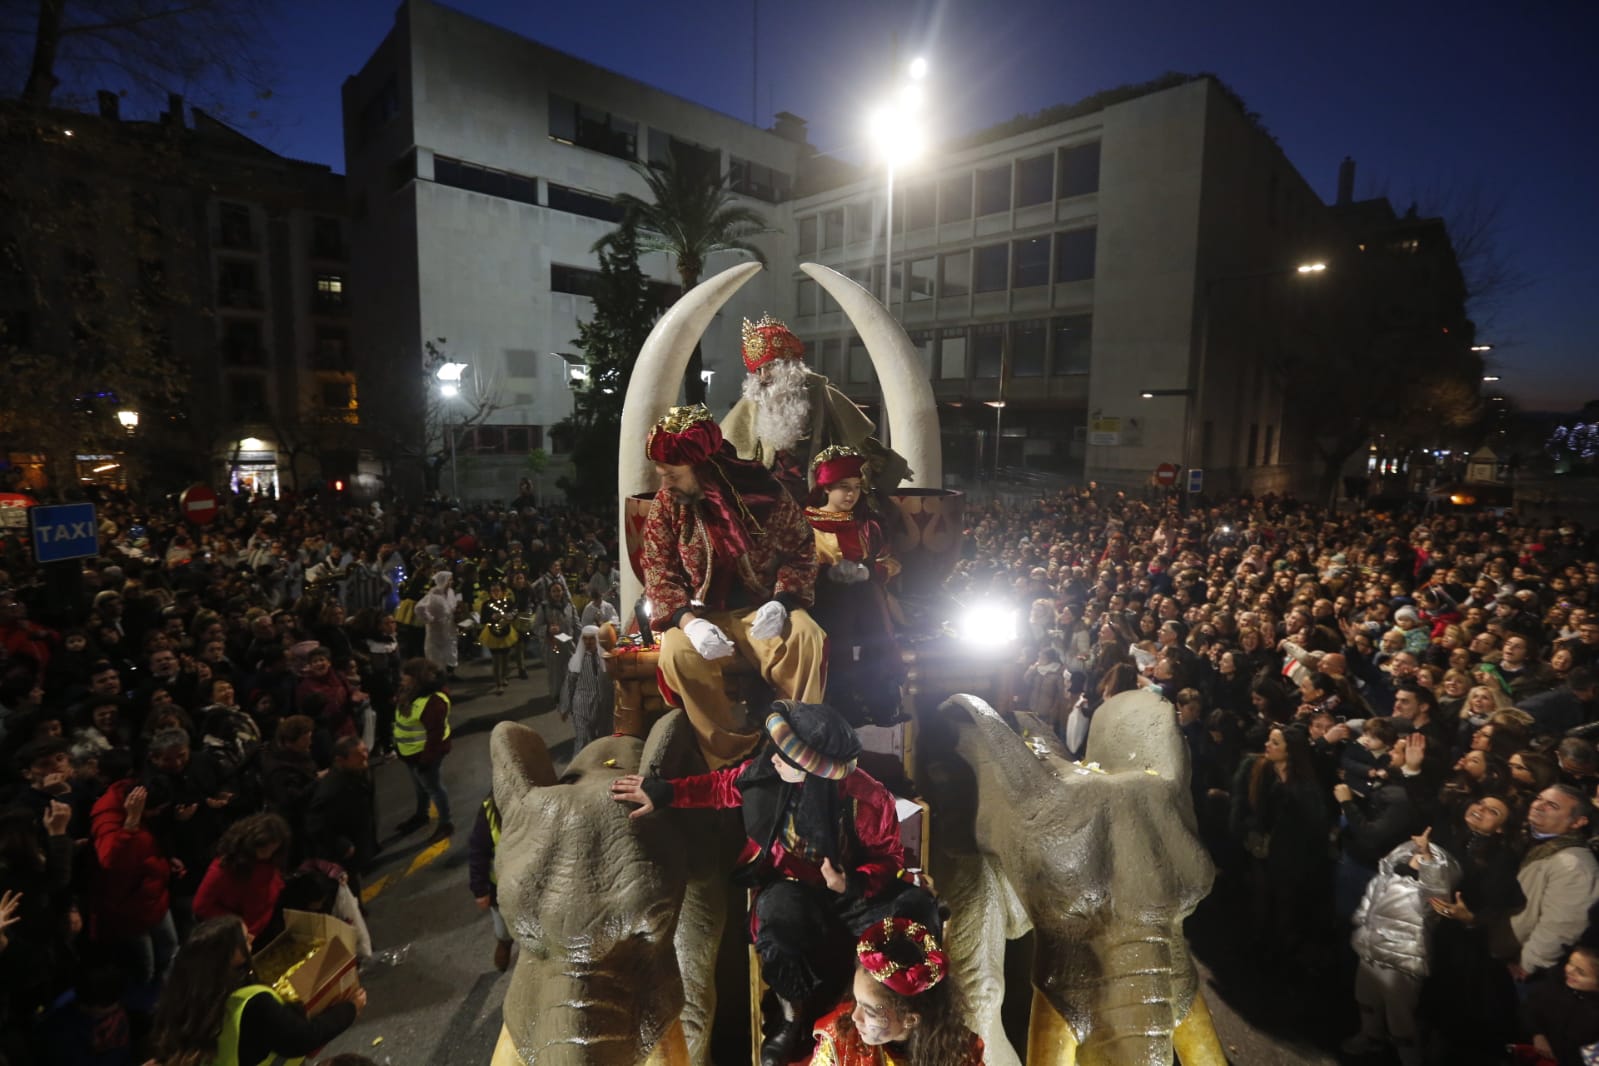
[611,700,938,1066]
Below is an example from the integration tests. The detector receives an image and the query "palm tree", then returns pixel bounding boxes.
[599,152,773,404]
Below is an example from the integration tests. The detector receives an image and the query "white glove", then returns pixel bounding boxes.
[683,616,736,660]
[749,600,789,641]
[827,560,871,584]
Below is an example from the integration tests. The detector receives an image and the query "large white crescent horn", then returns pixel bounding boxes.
[800,262,942,489]
[616,260,764,614]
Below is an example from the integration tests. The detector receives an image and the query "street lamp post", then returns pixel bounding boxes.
[435,361,469,502]
[984,400,1006,478]
[866,58,927,316]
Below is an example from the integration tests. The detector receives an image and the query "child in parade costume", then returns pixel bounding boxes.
[610,700,939,1066]
[809,918,984,1066]
[804,446,906,727]
[558,624,613,754]
[477,579,521,695]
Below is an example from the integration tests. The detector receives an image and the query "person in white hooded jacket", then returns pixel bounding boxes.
[416,570,462,676]
[1343,828,1462,1066]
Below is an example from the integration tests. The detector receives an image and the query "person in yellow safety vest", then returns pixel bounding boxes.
[149,915,364,1066]
[393,657,454,843]
[468,793,515,971]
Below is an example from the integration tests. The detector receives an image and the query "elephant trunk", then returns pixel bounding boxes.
[1031,929,1186,1066]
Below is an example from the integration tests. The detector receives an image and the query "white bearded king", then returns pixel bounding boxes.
[720,313,911,506]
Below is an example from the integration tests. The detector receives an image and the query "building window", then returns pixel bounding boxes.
[218,260,261,308]
[551,265,602,298]
[904,183,936,231]
[971,324,1004,378]
[939,327,968,379]
[975,165,1010,216]
[908,329,935,376]
[226,373,268,421]
[729,156,791,202]
[821,209,845,250]
[973,244,1008,293]
[546,183,624,223]
[940,251,971,298]
[796,278,818,317]
[819,338,842,378]
[939,174,972,223]
[1051,314,1092,374]
[908,257,936,302]
[311,216,344,260]
[1011,236,1050,289]
[848,338,873,384]
[1015,154,1053,207]
[797,216,817,256]
[320,380,356,412]
[548,94,637,162]
[1012,320,1046,377]
[222,319,264,366]
[313,273,345,312]
[1057,141,1101,199]
[847,201,876,244]
[1054,227,1097,283]
[313,326,350,370]
[217,202,254,250]
[432,155,538,207]
[648,131,718,183]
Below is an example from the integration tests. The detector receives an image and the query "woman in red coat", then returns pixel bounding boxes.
[90,776,183,984]
[193,812,290,939]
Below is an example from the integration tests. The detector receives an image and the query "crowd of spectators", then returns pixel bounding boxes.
[960,485,1599,1065]
[8,476,1599,1064]
[0,488,619,1065]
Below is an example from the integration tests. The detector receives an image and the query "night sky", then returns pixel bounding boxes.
[245,0,1597,413]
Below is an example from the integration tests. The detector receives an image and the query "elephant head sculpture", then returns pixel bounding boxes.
[917,690,1227,1066]
[490,712,743,1066]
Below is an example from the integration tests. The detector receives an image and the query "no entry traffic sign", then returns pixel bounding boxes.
[1154,463,1179,486]
[180,483,220,525]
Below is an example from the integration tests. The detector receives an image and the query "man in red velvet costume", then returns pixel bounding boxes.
[641,404,827,767]
[611,700,940,1066]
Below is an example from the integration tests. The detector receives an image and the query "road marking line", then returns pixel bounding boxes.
[361,875,391,904]
[406,838,452,878]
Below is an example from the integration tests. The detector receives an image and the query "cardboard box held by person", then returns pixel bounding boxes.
[253,910,361,1016]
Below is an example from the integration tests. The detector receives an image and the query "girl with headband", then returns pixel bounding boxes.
[809,917,984,1066]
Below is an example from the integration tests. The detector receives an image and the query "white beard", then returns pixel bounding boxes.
[742,360,812,454]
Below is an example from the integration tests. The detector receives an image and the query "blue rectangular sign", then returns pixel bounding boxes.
[30,502,99,563]
[1186,468,1204,494]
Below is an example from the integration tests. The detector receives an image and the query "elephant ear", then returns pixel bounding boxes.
[1083,689,1191,787]
[491,721,558,814]
[640,708,713,780]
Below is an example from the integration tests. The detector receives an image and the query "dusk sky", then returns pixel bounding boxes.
[244,0,1596,412]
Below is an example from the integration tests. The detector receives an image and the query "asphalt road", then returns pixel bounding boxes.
[311,655,1342,1066]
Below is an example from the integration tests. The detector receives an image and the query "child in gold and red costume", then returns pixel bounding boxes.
[809,917,984,1066]
[805,446,906,727]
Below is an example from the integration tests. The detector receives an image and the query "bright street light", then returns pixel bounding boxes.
[1296,261,1327,274]
[867,57,929,315]
[1471,345,1493,352]
[116,409,139,431]
[1482,375,1502,383]
[908,56,928,81]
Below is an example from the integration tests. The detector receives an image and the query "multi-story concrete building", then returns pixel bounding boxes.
[0,95,352,496]
[790,74,1336,495]
[342,0,805,499]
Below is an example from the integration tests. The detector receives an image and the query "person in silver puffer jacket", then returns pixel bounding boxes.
[1344,831,1463,1066]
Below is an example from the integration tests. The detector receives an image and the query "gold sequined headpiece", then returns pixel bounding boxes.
[741,314,805,373]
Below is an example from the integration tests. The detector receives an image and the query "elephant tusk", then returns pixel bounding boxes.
[799,263,942,489]
[490,1024,521,1066]
[615,260,764,614]
[1171,991,1228,1066]
[1025,987,1079,1066]
[643,1018,690,1066]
